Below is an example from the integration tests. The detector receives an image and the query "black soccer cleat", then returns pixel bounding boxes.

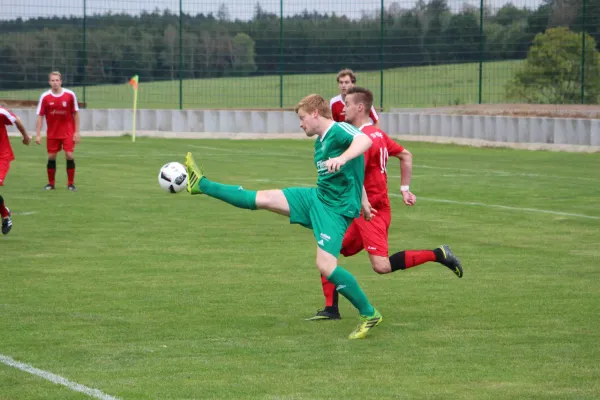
[2,208,12,235]
[305,308,342,321]
[43,184,55,190]
[67,184,78,192]
[439,244,463,278]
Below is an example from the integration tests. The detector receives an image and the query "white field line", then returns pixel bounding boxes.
[417,164,600,182]
[387,193,600,220]
[247,178,600,221]
[0,354,121,400]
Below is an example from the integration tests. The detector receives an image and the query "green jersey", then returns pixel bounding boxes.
[314,122,365,218]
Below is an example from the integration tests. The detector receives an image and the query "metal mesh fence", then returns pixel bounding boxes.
[1,0,599,109]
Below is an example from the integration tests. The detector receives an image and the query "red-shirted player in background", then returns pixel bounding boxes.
[35,71,80,191]
[308,87,463,321]
[330,69,380,128]
[0,106,32,234]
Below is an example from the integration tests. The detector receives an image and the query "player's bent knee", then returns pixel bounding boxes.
[370,255,391,274]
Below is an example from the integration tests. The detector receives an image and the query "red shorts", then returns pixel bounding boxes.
[0,159,10,186]
[47,137,75,154]
[340,209,391,257]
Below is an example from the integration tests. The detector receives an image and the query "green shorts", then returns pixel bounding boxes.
[282,187,352,256]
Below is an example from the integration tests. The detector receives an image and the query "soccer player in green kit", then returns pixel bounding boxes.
[184,94,382,339]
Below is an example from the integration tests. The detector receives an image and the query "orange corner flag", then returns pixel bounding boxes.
[129,75,139,90]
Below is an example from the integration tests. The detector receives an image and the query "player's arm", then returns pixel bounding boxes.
[73,110,80,143]
[325,134,372,173]
[71,94,81,144]
[361,186,376,221]
[392,149,416,206]
[14,117,31,145]
[35,115,44,145]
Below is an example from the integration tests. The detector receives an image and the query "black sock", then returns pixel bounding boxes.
[47,159,56,169]
[389,251,406,272]
[433,248,444,263]
[328,290,339,312]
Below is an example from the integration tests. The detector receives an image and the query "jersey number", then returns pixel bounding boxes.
[379,148,389,173]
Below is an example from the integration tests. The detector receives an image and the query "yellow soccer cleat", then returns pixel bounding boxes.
[348,309,383,339]
[185,152,204,195]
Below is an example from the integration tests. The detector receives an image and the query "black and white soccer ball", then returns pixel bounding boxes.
[158,162,188,193]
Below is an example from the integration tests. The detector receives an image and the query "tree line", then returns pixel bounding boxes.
[0,0,598,90]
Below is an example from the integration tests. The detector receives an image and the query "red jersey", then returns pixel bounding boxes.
[36,89,79,139]
[0,107,17,162]
[330,95,379,124]
[360,123,404,210]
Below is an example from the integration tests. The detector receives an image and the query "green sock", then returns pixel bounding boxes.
[327,266,375,317]
[199,178,257,210]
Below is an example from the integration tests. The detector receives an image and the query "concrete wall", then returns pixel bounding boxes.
[8,108,600,146]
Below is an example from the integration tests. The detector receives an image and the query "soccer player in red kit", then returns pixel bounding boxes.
[308,87,463,320]
[330,69,379,127]
[35,71,80,191]
[0,106,32,234]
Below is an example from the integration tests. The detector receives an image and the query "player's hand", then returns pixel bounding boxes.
[22,136,31,145]
[362,201,377,221]
[74,132,81,144]
[35,135,42,145]
[401,190,416,206]
[325,156,347,173]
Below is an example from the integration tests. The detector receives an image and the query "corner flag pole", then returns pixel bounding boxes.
[129,75,139,143]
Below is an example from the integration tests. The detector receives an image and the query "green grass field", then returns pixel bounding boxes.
[0,60,521,110]
[1,137,599,399]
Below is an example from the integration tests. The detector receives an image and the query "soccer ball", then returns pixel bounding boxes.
[158,162,188,193]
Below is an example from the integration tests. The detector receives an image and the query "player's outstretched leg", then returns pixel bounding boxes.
[0,195,12,235]
[387,246,463,278]
[185,152,257,210]
[438,244,463,278]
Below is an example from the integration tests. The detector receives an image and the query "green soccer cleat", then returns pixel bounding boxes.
[185,152,204,194]
[439,244,463,278]
[348,309,383,340]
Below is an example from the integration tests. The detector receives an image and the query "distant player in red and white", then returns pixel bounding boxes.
[330,69,379,127]
[308,87,463,321]
[36,71,80,191]
[0,106,32,234]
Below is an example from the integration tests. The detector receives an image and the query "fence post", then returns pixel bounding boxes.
[179,0,183,110]
[478,0,484,104]
[580,0,587,104]
[380,0,384,112]
[82,0,87,105]
[279,0,283,108]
